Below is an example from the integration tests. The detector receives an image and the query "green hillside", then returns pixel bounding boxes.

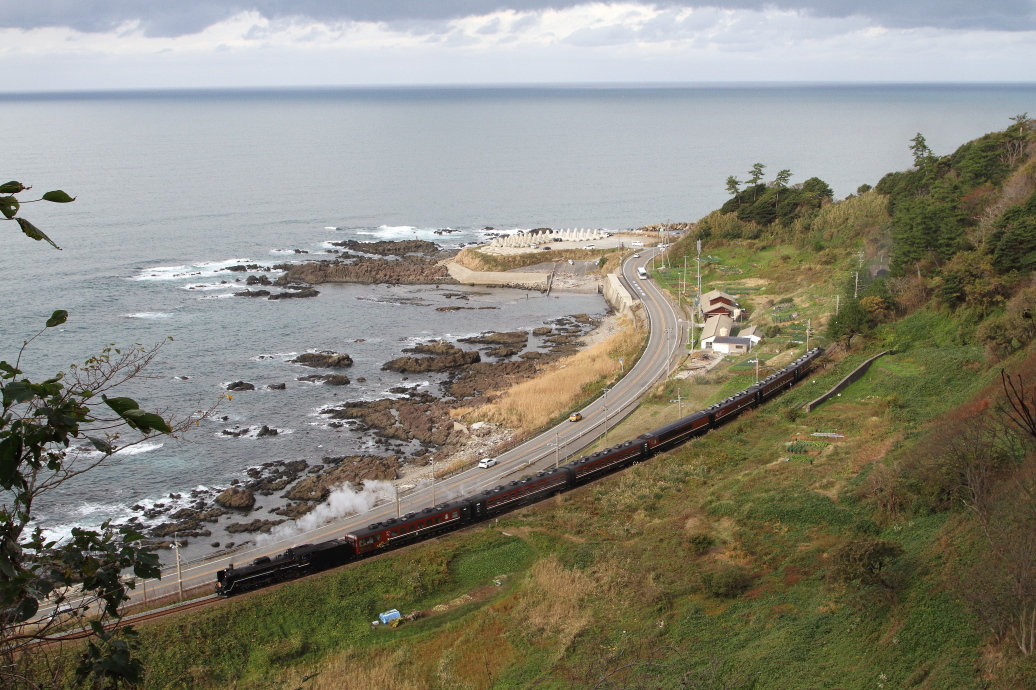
[111,117,1036,689]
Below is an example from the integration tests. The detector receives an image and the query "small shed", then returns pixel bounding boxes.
[738,325,763,345]
[712,336,753,354]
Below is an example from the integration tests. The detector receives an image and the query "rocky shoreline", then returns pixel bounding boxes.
[121,309,605,556]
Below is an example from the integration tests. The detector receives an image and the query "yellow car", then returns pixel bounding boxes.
[569,413,583,422]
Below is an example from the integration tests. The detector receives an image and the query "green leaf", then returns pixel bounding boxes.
[46,310,68,328]
[86,436,114,454]
[0,437,21,486]
[42,190,76,203]
[3,380,35,406]
[14,596,39,623]
[0,195,19,219]
[102,396,140,416]
[102,396,172,434]
[16,217,61,250]
[0,181,27,194]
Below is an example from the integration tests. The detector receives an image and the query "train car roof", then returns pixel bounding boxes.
[348,498,471,539]
[641,410,709,439]
[565,440,638,468]
[476,466,569,496]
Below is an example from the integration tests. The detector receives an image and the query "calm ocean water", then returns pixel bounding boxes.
[2,83,1034,552]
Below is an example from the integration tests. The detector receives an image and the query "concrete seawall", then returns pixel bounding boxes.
[603,273,637,317]
[446,262,551,290]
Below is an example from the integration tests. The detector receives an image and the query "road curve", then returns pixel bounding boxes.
[111,248,684,605]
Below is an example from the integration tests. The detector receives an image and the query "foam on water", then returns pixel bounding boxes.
[125,312,172,319]
[131,258,256,281]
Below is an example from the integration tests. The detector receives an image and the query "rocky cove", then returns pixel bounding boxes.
[119,311,604,556]
[93,240,612,564]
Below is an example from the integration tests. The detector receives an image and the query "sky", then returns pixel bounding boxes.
[2,1,1035,90]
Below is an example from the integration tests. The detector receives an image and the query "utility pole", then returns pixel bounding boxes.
[395,484,400,518]
[755,355,759,384]
[174,533,183,602]
[555,431,560,469]
[603,389,610,446]
[806,319,811,352]
[696,239,702,303]
[854,272,859,299]
[431,461,436,507]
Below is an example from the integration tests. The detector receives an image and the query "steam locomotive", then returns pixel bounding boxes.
[215,347,824,596]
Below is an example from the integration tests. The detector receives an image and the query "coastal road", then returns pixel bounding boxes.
[89,248,684,608]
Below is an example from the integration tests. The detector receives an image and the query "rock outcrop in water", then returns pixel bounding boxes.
[215,487,256,511]
[329,239,443,256]
[284,255,456,285]
[291,352,353,368]
[382,344,480,373]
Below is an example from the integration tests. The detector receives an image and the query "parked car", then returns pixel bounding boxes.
[582,244,596,250]
[541,246,552,250]
[569,413,583,422]
[477,457,498,469]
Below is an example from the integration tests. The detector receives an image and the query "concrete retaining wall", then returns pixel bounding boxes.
[603,273,637,317]
[805,351,891,413]
[446,262,551,290]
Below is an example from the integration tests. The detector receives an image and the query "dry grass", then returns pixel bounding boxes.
[284,648,427,690]
[513,557,595,646]
[472,317,646,431]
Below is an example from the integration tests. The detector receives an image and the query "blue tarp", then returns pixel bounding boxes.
[378,609,401,625]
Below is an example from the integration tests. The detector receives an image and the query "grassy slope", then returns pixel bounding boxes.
[128,227,1033,688]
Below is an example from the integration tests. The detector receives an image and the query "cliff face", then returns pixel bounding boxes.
[284,256,456,285]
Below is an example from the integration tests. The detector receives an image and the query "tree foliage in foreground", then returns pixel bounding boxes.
[1,181,216,688]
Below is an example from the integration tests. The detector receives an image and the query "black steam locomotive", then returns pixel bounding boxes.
[216,347,824,596]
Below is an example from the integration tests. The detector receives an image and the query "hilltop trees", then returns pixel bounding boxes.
[716,164,831,231]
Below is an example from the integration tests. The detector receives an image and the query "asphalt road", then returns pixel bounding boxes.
[47,248,684,611]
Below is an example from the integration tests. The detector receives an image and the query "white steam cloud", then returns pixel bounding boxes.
[260,480,396,545]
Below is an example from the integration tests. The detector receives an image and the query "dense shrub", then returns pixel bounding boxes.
[701,563,754,598]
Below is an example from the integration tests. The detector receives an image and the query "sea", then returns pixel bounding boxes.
[2,83,1034,561]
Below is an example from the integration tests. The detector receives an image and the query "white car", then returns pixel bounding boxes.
[633,253,640,258]
[582,244,596,250]
[477,457,497,469]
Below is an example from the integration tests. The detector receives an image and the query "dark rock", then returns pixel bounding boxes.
[211,542,221,548]
[225,519,286,534]
[284,457,401,502]
[246,274,272,286]
[382,345,480,373]
[290,352,353,368]
[533,327,553,336]
[226,381,255,391]
[269,288,320,300]
[458,331,529,346]
[268,383,286,390]
[215,487,256,511]
[256,425,279,438]
[234,289,271,297]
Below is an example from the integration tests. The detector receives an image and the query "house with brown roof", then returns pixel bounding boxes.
[699,289,743,321]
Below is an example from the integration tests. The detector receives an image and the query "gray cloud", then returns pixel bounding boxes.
[2,0,1034,36]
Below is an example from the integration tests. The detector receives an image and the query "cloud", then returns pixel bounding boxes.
[1,4,1034,89]
[2,0,1035,36]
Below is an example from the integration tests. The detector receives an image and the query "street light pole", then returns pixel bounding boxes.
[173,532,183,602]
[555,431,560,469]
[603,389,610,446]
